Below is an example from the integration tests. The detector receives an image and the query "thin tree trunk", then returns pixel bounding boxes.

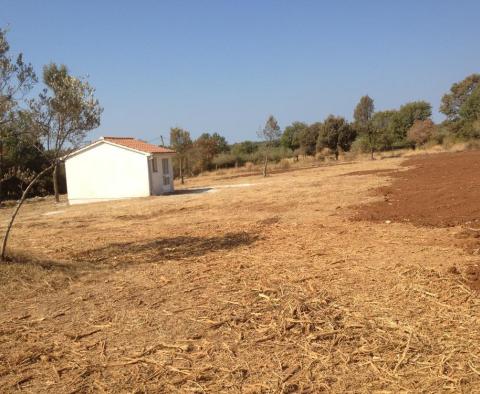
[1,164,54,260]
[180,157,184,184]
[371,147,374,160]
[53,162,60,202]
[263,154,268,177]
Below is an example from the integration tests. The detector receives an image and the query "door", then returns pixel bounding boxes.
[162,158,172,192]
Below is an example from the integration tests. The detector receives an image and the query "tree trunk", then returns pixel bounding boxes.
[1,164,54,261]
[263,154,268,177]
[180,157,184,184]
[334,149,339,161]
[53,162,60,203]
[371,147,374,160]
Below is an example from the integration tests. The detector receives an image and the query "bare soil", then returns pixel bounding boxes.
[355,150,480,227]
[1,153,480,393]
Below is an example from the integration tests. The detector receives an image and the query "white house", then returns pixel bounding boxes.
[64,136,176,205]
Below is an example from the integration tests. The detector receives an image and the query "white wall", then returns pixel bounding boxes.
[65,142,150,204]
[149,155,174,195]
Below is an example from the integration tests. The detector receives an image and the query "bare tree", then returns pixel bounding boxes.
[1,63,102,260]
[257,115,281,177]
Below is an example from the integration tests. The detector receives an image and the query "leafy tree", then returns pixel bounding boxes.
[170,127,192,184]
[298,123,319,156]
[280,121,306,152]
[0,28,36,126]
[371,110,397,150]
[459,85,480,122]
[407,119,437,147]
[317,115,356,159]
[257,115,281,176]
[0,28,37,203]
[353,95,376,159]
[354,95,374,126]
[231,140,258,155]
[29,64,103,202]
[390,101,431,146]
[211,132,229,154]
[1,64,102,260]
[440,74,480,121]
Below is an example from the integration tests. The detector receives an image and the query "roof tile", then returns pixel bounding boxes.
[103,137,175,154]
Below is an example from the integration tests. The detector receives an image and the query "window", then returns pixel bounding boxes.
[162,158,170,186]
[152,157,158,172]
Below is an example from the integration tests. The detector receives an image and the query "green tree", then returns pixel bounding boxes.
[280,121,306,152]
[30,64,103,202]
[353,95,376,159]
[371,110,397,150]
[170,127,192,184]
[459,85,480,122]
[317,115,356,160]
[0,28,37,203]
[2,63,102,260]
[257,115,281,176]
[440,74,480,121]
[390,101,432,146]
[298,123,319,156]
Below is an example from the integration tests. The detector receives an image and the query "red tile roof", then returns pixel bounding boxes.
[103,137,175,154]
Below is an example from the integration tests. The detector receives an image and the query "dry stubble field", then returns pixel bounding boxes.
[1,151,480,393]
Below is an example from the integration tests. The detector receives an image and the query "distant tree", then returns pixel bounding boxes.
[441,74,480,121]
[407,119,437,147]
[1,63,102,260]
[170,127,192,184]
[371,110,397,150]
[353,95,376,159]
[317,115,356,160]
[193,132,229,172]
[390,101,432,146]
[211,132,229,154]
[298,123,320,156]
[458,85,480,122]
[231,140,258,155]
[280,121,305,153]
[257,115,281,176]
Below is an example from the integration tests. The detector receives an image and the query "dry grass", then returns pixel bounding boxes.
[0,153,480,392]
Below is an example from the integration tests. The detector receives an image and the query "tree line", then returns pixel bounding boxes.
[169,73,480,178]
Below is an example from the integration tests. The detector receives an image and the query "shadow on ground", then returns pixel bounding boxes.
[173,188,213,195]
[74,231,259,266]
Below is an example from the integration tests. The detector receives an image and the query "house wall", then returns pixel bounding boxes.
[65,142,150,204]
[149,155,174,195]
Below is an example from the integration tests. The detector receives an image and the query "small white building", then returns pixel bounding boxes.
[64,136,176,205]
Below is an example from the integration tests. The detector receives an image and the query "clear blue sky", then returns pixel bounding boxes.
[2,0,479,143]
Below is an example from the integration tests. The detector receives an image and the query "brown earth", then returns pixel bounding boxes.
[355,150,480,228]
[1,153,480,393]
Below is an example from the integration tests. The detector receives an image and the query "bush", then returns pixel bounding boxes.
[278,158,290,169]
[350,135,371,154]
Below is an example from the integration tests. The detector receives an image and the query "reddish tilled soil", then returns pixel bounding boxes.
[355,150,480,228]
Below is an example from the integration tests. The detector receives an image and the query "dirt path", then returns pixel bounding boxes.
[1,154,480,392]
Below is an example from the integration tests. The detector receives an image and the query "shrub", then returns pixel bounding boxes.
[407,119,436,147]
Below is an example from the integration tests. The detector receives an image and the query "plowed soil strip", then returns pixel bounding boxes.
[355,150,480,227]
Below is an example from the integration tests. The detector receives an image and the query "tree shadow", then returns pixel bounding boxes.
[173,188,213,195]
[2,231,259,282]
[73,231,259,268]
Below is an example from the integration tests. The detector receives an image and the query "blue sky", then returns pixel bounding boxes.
[2,1,479,143]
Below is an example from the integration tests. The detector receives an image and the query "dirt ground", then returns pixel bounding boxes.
[1,152,480,393]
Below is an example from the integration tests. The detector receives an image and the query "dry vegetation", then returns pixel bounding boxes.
[1,150,480,392]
